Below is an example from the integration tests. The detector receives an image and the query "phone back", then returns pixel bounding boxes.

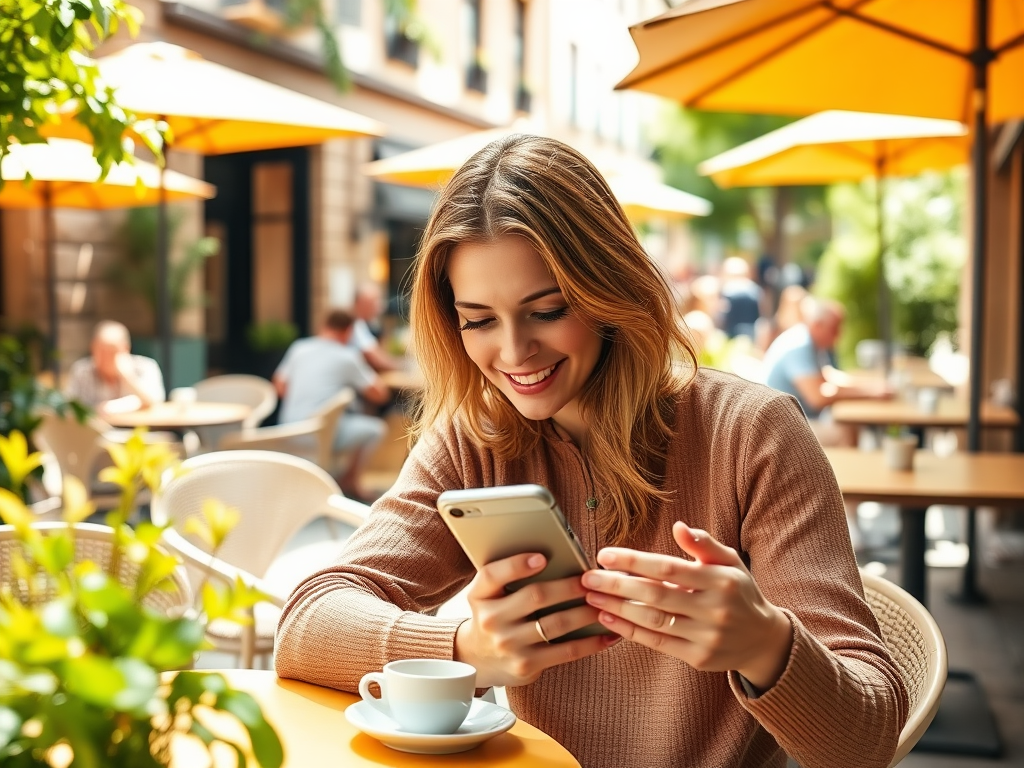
[436,484,591,588]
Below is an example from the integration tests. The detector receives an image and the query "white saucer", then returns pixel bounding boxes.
[345,697,517,754]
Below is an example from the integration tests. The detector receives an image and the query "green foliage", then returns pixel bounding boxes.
[246,320,298,352]
[0,0,144,178]
[815,171,965,365]
[0,330,87,497]
[649,106,828,260]
[107,206,220,329]
[0,432,283,768]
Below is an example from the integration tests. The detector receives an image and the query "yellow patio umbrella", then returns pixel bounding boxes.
[0,139,216,378]
[617,0,1024,457]
[364,128,712,221]
[55,41,387,383]
[698,110,969,369]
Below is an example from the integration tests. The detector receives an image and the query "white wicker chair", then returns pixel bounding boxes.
[0,521,192,615]
[861,571,948,767]
[191,375,279,451]
[151,450,371,668]
[218,388,355,475]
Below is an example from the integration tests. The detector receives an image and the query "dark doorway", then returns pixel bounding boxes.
[204,147,311,378]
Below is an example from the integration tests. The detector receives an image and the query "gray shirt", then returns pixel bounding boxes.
[275,336,376,424]
[762,324,836,418]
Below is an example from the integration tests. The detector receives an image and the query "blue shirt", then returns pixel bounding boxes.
[762,324,836,418]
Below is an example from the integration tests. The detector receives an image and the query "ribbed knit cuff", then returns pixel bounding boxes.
[728,608,835,726]
[385,612,467,662]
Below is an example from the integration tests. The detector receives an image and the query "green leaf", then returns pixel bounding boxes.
[215,690,284,768]
[41,599,77,637]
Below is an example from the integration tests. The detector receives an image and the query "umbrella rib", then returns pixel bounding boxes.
[621,1,823,90]
[823,2,968,60]
[995,30,1024,56]
[686,0,859,108]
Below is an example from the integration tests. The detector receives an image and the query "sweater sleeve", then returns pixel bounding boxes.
[274,429,479,691]
[728,394,908,768]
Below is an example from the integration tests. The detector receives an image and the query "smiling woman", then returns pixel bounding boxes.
[275,135,908,768]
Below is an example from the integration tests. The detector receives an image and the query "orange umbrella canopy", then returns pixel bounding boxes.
[0,139,216,208]
[698,111,969,188]
[58,42,386,154]
[364,129,713,221]
[617,0,1024,124]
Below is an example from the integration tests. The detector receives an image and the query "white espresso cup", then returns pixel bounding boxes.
[358,659,476,734]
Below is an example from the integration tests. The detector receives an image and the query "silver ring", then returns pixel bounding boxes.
[535,619,552,644]
[667,614,677,629]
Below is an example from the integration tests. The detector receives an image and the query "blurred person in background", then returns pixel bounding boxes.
[350,282,403,373]
[762,296,890,446]
[274,309,390,502]
[66,321,165,413]
[719,256,765,341]
[756,283,808,354]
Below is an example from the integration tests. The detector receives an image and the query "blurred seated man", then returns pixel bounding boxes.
[349,282,403,373]
[66,321,165,413]
[762,296,891,447]
[274,309,390,502]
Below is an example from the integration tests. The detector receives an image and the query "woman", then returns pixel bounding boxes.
[276,136,906,768]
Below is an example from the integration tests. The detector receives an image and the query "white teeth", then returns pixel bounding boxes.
[508,364,556,385]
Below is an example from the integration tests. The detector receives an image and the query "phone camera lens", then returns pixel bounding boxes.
[449,508,465,518]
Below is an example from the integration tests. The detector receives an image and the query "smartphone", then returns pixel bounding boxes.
[437,484,612,641]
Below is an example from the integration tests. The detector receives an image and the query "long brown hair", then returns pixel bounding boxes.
[409,135,697,544]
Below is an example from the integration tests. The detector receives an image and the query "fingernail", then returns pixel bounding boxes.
[586,592,606,606]
[527,554,545,568]
[582,573,601,588]
[600,612,616,625]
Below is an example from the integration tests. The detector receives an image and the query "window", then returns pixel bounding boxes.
[384,8,419,67]
[513,0,530,112]
[463,0,486,93]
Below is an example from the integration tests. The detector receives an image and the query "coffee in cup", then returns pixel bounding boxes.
[358,659,476,734]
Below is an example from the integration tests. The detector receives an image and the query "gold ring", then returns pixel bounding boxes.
[535,619,552,644]
[668,614,677,629]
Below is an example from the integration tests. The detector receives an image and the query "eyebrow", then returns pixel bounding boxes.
[454,286,563,310]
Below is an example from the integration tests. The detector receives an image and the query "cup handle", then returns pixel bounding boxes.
[358,672,390,717]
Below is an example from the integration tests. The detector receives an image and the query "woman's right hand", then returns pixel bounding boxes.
[453,553,620,688]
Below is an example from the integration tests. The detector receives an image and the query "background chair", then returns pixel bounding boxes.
[151,450,371,668]
[861,571,948,767]
[191,374,278,451]
[0,521,192,615]
[218,387,354,476]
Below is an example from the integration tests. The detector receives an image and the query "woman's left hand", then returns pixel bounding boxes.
[582,521,793,691]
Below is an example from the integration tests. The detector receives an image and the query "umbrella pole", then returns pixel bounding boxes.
[157,149,173,390]
[957,0,993,604]
[44,184,60,385]
[874,159,891,376]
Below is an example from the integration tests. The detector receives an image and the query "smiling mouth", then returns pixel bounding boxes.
[505,362,559,385]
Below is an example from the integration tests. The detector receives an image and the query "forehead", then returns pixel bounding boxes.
[447,236,556,297]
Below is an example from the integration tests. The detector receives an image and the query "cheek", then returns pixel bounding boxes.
[460,334,489,372]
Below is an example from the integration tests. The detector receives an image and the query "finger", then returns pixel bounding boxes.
[508,573,590,617]
[594,609,694,656]
[589,550,721,591]
[471,553,547,599]
[672,523,745,569]
[585,592,704,638]
[528,603,603,645]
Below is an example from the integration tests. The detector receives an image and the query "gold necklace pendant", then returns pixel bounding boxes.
[586,497,598,511]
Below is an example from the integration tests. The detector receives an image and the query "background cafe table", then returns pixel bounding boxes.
[100,401,251,431]
[170,669,580,768]
[830,397,1019,430]
[822,448,1024,606]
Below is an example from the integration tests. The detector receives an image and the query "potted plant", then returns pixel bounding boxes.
[0,430,283,767]
[106,207,220,390]
[245,320,299,381]
[882,426,917,471]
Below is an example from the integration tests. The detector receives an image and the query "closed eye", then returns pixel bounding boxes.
[534,307,569,322]
[459,317,494,331]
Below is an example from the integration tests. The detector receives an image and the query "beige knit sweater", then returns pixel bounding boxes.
[276,369,907,768]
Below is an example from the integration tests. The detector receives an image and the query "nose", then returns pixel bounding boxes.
[498,323,537,369]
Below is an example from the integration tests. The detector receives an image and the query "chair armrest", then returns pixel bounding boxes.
[160,528,287,608]
[325,494,371,527]
[219,419,319,450]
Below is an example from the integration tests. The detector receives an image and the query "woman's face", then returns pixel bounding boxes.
[447,235,604,443]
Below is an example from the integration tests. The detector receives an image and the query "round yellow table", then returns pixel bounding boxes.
[172,670,581,767]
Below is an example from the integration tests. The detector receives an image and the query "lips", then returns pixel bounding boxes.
[502,360,563,394]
